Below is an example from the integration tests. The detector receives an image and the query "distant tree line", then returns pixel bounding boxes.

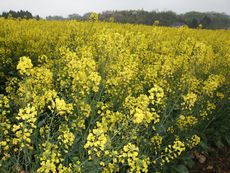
[0,10,40,20]
[1,10,229,29]
[63,10,229,29]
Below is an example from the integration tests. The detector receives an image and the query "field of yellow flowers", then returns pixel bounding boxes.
[0,18,229,173]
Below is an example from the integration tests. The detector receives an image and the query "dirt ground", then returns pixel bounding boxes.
[190,147,230,173]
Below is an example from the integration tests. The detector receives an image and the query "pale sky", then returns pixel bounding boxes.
[0,0,229,17]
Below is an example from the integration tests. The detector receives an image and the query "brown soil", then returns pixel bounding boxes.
[190,147,230,173]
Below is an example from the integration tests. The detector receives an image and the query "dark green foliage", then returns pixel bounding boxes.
[1,10,229,29]
[0,10,39,20]
[46,10,230,29]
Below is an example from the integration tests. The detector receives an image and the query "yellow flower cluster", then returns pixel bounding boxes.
[15,58,54,111]
[151,134,163,150]
[57,125,75,152]
[0,18,229,172]
[0,95,11,160]
[148,85,165,106]
[186,135,201,149]
[59,47,101,98]
[49,97,73,116]
[12,104,37,150]
[160,139,186,165]
[200,101,217,119]
[37,142,61,173]
[181,92,198,110]
[119,143,150,173]
[125,94,160,125]
[89,12,99,22]
[84,128,109,159]
[98,105,123,131]
[176,115,198,130]
[203,75,225,97]
[16,56,33,75]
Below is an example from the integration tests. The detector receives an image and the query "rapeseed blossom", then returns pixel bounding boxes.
[0,18,229,172]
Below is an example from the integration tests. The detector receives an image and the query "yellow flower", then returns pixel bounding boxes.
[17,56,33,75]
[176,115,198,130]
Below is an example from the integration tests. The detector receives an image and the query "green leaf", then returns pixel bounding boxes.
[200,141,209,152]
[37,119,46,128]
[216,140,224,149]
[182,155,195,168]
[224,136,230,145]
[174,165,189,173]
